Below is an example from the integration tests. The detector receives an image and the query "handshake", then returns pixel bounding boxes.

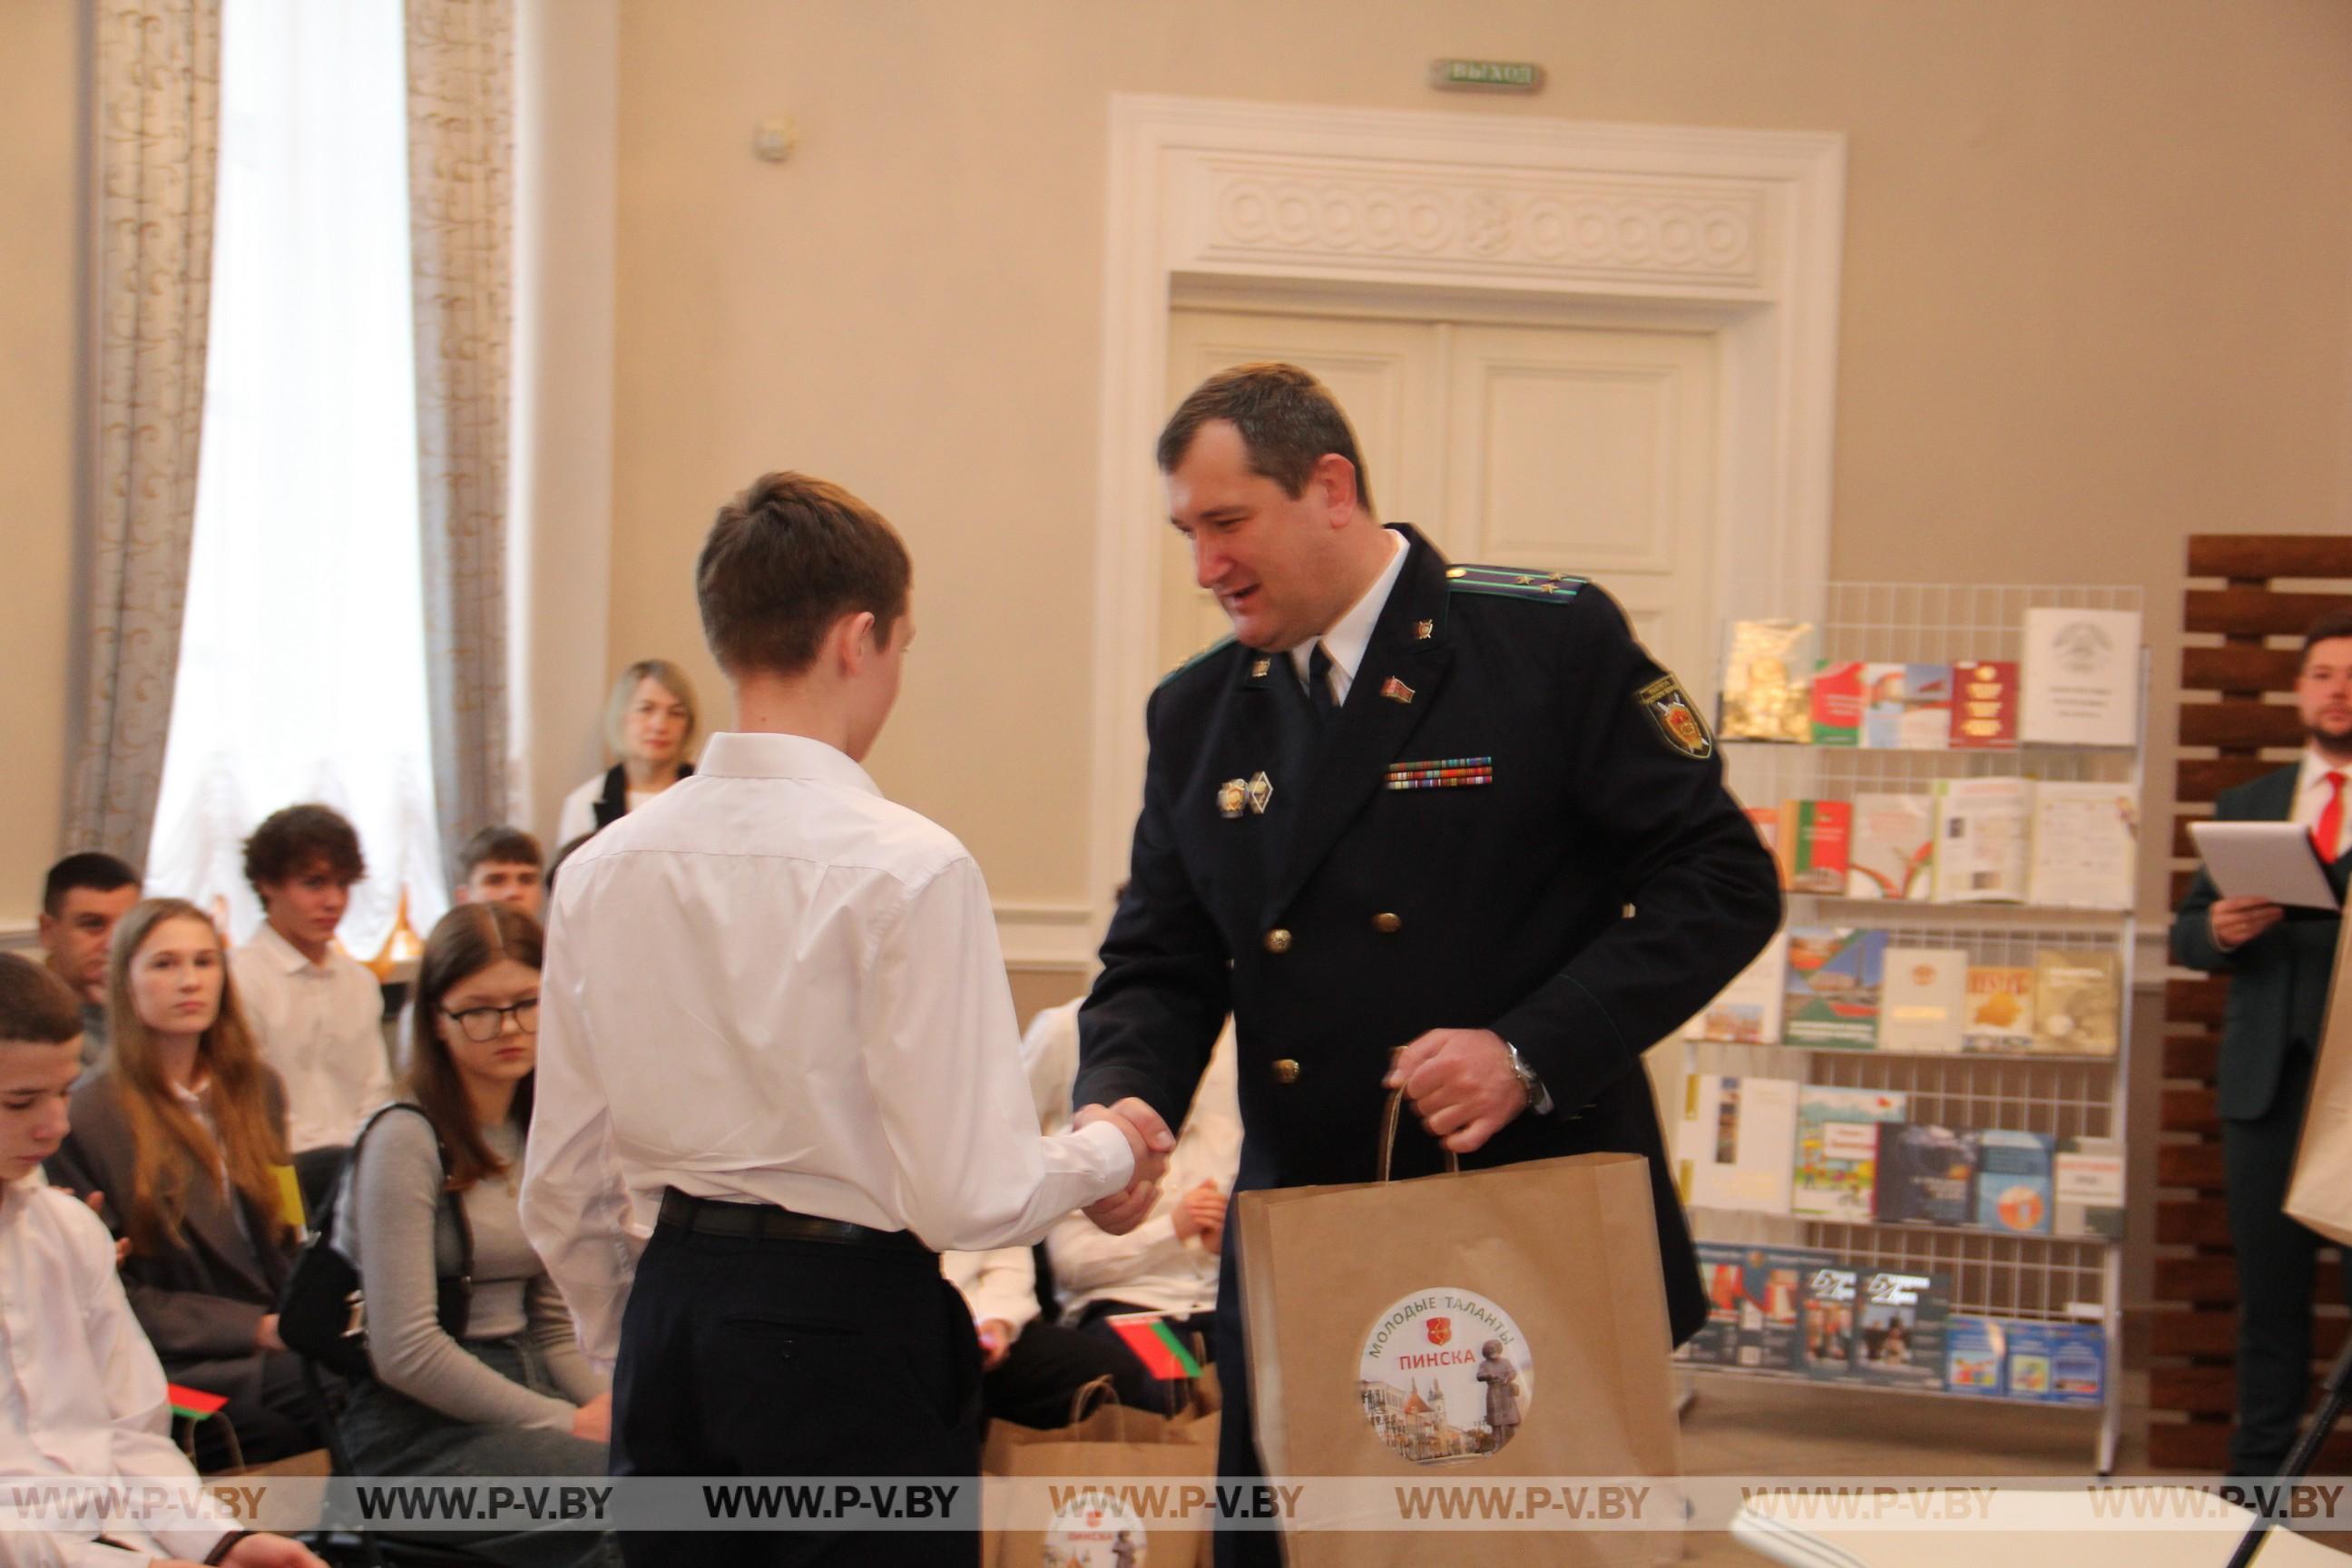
[1073,1097,1177,1234]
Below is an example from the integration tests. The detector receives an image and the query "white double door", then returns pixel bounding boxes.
[1161,308,1721,701]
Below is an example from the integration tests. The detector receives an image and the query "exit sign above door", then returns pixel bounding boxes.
[1428,59,1546,93]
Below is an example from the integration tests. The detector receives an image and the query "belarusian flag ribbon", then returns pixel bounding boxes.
[1105,1311,1202,1379]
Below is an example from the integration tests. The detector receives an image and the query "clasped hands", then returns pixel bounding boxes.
[1074,1098,1176,1234]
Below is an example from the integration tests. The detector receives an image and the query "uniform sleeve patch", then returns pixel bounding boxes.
[1635,674,1714,760]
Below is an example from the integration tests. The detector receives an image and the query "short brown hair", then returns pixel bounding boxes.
[0,953,82,1044]
[44,851,141,918]
[696,472,912,679]
[456,826,543,880]
[1155,362,1376,517]
[243,803,367,896]
[2301,611,2352,663]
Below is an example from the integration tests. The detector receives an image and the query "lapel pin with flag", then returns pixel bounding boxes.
[167,1383,230,1422]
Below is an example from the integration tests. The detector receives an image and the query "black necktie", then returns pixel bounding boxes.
[1307,642,1338,727]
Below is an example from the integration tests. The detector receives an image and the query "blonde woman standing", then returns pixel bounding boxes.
[553,660,699,846]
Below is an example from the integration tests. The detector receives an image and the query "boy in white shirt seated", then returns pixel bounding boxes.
[228,805,392,1204]
[941,1246,1162,1428]
[0,953,324,1568]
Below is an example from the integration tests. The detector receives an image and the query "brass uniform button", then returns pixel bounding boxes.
[1272,1059,1301,1084]
[1263,928,1292,954]
[1372,912,1403,934]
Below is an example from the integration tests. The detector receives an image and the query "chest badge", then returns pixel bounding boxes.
[1248,770,1275,815]
[1380,676,1415,705]
[1218,778,1248,818]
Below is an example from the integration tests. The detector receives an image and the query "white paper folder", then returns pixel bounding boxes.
[2189,819,2342,910]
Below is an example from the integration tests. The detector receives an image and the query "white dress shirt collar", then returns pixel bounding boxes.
[250,917,325,975]
[1289,524,1410,704]
[695,730,881,797]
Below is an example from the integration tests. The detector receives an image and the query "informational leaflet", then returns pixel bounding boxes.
[2020,606,2141,748]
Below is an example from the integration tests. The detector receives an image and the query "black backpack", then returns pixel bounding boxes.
[275,1102,475,1381]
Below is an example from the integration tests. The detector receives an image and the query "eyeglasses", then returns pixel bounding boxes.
[442,999,540,1043]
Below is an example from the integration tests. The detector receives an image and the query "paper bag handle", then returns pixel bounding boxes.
[1064,1374,1134,1443]
[1378,1087,1462,1183]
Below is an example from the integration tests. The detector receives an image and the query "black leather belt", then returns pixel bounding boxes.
[657,1189,933,1253]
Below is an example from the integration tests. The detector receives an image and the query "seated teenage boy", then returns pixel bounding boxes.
[0,953,324,1567]
[452,827,545,923]
[229,805,393,1207]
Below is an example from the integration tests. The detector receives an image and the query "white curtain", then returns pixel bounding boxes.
[149,0,447,953]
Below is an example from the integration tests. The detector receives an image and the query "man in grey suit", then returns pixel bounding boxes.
[2173,610,2352,1478]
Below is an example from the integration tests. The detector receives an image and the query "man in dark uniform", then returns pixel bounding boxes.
[2172,610,2352,1479]
[1071,363,1783,1564]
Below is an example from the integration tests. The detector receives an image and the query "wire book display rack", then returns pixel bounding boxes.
[1680,583,2145,1475]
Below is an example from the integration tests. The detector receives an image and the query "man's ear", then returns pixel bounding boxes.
[35,911,58,947]
[1309,452,1360,524]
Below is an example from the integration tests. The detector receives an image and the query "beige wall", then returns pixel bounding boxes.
[0,0,79,937]
[603,0,2352,929]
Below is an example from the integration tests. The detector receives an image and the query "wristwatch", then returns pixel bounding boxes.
[1503,1040,1554,1117]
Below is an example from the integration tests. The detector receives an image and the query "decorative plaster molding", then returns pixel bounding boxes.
[1194,164,1762,289]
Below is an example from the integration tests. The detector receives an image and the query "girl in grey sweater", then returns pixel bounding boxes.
[336,902,616,1568]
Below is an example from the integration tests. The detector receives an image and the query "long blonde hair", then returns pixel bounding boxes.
[104,898,294,1254]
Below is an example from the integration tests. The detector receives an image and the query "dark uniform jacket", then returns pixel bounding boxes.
[1073,524,1783,1343]
[2171,762,2350,1122]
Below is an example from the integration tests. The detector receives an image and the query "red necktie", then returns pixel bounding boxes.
[2316,769,2347,862]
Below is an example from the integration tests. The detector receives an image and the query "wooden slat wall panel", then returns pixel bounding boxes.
[2151,538,2352,1467]
[2181,645,2306,691]
[2150,1312,2348,1359]
[2149,1425,2352,1472]
[2178,757,2288,801]
[2183,589,2352,636]
[2155,1198,2232,1248]
[2176,704,2308,750]
[2185,536,2352,579]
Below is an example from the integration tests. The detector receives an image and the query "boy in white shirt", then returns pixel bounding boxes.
[227,806,391,1188]
[0,953,323,1568]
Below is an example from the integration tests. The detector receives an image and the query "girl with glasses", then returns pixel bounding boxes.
[334,903,616,1567]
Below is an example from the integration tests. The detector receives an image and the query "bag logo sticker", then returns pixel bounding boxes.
[1359,1288,1532,1464]
[1044,1487,1148,1565]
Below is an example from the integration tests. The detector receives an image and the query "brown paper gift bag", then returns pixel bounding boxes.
[1233,1095,1682,1567]
[2287,914,2352,1248]
[983,1378,1216,1568]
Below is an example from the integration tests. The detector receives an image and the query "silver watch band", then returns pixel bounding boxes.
[1504,1040,1554,1117]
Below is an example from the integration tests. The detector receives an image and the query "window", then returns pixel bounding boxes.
[150,0,447,953]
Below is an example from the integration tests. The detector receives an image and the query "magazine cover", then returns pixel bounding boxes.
[1874,1122,1976,1226]
[1851,1270,1949,1389]
[1783,926,1887,1049]
[1800,1264,1859,1381]
[1973,1129,2055,1235]
[1945,1315,2007,1396]
[1791,1085,1909,1220]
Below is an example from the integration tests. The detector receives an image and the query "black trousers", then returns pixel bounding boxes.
[1070,1300,1219,1416]
[2224,1049,2352,1478]
[982,1322,1155,1431]
[611,1220,982,1567]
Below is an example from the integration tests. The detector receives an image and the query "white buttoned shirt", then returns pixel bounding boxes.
[0,1177,235,1564]
[230,920,392,1153]
[520,731,1136,1367]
